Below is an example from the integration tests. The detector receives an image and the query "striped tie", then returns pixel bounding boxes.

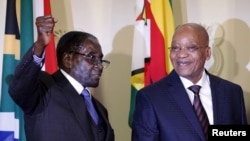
[188,85,209,140]
[82,89,99,125]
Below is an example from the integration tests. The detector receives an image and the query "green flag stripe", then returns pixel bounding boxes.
[20,0,33,58]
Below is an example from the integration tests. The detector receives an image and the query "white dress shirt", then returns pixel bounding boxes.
[179,70,214,124]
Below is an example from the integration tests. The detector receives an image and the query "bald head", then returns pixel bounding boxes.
[173,23,209,46]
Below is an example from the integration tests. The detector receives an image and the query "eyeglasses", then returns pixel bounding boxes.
[70,51,110,68]
[168,46,207,53]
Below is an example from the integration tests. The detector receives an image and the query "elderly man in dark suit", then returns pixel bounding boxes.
[9,16,114,141]
[132,23,247,141]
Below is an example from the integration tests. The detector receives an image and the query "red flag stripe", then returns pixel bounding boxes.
[44,0,58,74]
[144,0,166,85]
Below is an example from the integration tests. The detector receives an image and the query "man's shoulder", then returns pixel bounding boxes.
[208,72,242,89]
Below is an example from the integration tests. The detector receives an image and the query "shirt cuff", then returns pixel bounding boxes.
[33,51,45,66]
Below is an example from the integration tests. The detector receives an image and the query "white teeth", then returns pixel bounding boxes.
[179,62,188,66]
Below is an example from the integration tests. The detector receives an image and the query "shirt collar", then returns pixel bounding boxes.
[179,70,208,89]
[60,69,84,95]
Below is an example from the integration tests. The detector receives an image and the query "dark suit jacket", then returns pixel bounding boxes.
[8,47,114,141]
[132,70,247,141]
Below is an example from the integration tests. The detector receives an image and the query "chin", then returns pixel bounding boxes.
[91,83,99,88]
[177,71,192,78]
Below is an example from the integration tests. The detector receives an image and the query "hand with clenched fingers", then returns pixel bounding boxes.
[34,15,57,56]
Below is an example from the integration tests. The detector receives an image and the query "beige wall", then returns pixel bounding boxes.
[51,0,250,141]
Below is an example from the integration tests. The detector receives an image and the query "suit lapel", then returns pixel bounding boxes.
[207,73,225,124]
[168,71,206,140]
[92,95,113,141]
[53,71,93,140]
[92,98,108,123]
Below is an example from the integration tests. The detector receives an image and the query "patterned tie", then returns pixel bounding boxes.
[82,89,99,125]
[188,85,209,140]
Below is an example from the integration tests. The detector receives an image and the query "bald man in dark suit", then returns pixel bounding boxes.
[132,23,247,141]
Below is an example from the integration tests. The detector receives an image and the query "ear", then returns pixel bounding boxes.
[206,47,212,61]
[62,53,73,69]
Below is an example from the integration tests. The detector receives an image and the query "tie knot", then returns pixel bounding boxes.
[82,89,91,98]
[188,85,201,95]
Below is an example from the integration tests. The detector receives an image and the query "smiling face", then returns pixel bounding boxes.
[170,23,211,83]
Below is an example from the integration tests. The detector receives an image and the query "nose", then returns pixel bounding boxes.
[94,60,103,67]
[176,48,190,57]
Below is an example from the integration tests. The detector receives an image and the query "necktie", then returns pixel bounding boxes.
[82,89,99,125]
[188,85,209,140]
